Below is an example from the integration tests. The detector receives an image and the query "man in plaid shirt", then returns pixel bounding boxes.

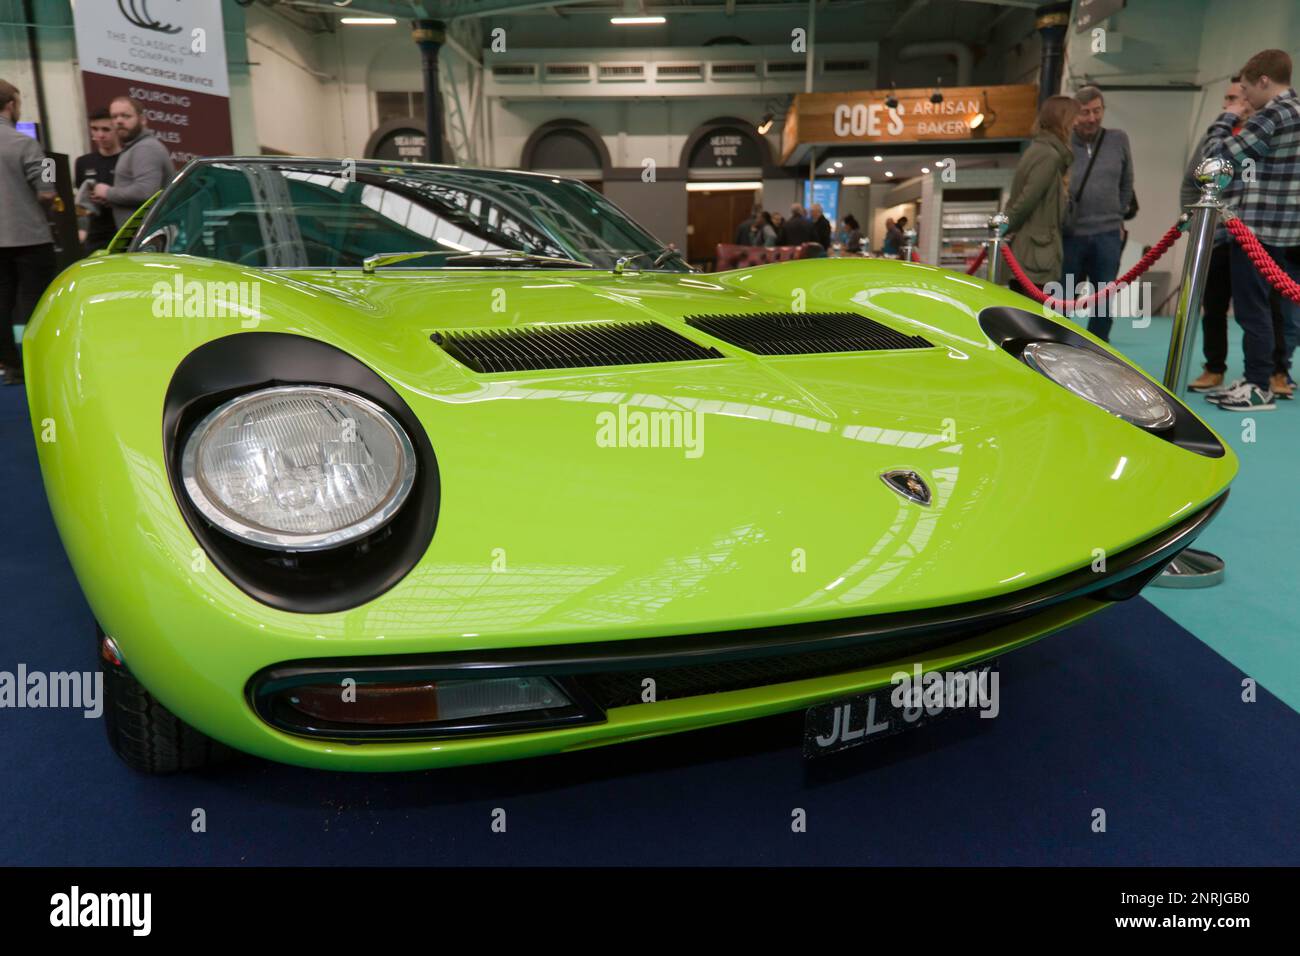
[1203,49,1300,411]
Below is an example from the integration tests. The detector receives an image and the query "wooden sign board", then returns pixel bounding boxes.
[782,84,1038,163]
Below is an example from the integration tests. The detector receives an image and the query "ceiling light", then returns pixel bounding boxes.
[885,171,894,177]
[825,167,835,174]
[842,176,871,185]
[873,155,883,162]
[341,16,396,24]
[921,167,930,174]
[833,161,843,168]
[611,16,667,24]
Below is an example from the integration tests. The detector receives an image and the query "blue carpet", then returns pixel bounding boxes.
[1,383,1297,865]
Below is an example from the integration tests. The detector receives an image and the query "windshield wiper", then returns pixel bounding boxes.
[613,247,692,274]
[444,251,592,269]
[362,250,443,273]
[362,249,592,273]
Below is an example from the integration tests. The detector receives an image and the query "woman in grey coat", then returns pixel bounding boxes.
[1004,95,1081,293]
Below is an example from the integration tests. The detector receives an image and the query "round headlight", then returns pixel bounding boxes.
[181,386,417,551]
[1021,342,1176,430]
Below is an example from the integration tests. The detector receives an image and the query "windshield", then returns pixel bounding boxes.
[133,159,688,272]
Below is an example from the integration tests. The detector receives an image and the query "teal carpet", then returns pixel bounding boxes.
[1080,314,1298,714]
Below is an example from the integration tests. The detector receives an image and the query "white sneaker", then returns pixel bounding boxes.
[1209,381,1275,411]
[1204,377,1245,401]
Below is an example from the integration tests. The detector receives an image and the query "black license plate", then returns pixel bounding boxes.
[802,661,999,758]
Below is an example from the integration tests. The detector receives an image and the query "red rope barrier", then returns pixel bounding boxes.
[1224,218,1300,304]
[964,246,988,275]
[1000,224,1184,310]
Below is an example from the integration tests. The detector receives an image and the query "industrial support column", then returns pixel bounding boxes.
[1034,2,1072,108]
[413,19,446,164]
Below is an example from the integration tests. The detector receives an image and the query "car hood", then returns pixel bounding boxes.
[234,257,1233,641]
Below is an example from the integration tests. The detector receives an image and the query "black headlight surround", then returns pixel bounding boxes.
[163,333,440,613]
[978,306,1225,459]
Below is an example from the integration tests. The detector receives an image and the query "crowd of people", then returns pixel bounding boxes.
[1004,47,1300,412]
[0,81,174,385]
[733,201,866,254]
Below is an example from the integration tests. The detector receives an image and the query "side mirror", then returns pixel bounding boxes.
[136,225,176,254]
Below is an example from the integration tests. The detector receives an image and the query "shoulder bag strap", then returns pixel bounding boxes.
[1071,128,1105,201]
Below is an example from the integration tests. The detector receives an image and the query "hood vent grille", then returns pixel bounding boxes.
[684,311,932,354]
[433,322,723,373]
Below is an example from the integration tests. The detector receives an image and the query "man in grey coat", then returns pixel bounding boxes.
[92,96,175,228]
[1061,86,1135,342]
[0,78,57,385]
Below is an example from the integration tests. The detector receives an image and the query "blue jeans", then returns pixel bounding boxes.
[1062,229,1123,341]
[1271,247,1300,378]
[1229,238,1300,389]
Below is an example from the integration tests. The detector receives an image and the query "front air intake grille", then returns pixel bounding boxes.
[684,312,932,354]
[579,630,970,709]
[432,322,724,373]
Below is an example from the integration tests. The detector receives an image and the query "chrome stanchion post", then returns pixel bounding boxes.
[901,228,917,262]
[986,213,1008,284]
[1162,158,1231,390]
[1153,156,1232,589]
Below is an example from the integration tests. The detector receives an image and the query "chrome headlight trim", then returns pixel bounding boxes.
[180,385,418,552]
[1021,340,1178,431]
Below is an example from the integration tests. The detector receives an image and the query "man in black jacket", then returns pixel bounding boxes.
[733,203,762,245]
[779,204,817,246]
[75,107,121,255]
[810,202,832,249]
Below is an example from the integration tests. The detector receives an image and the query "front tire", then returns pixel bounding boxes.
[102,656,234,774]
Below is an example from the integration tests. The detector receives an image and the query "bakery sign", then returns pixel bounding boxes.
[781,84,1037,162]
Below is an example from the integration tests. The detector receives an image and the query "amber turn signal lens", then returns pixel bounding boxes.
[282,676,571,727]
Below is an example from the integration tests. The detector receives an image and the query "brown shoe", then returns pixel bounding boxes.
[1189,370,1224,392]
[1270,372,1294,399]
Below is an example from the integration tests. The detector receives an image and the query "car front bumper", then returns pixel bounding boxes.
[228,594,1106,771]
[187,492,1226,770]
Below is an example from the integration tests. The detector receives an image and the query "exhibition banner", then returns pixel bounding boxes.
[73,0,234,164]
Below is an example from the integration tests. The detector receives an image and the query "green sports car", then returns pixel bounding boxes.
[24,157,1235,773]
